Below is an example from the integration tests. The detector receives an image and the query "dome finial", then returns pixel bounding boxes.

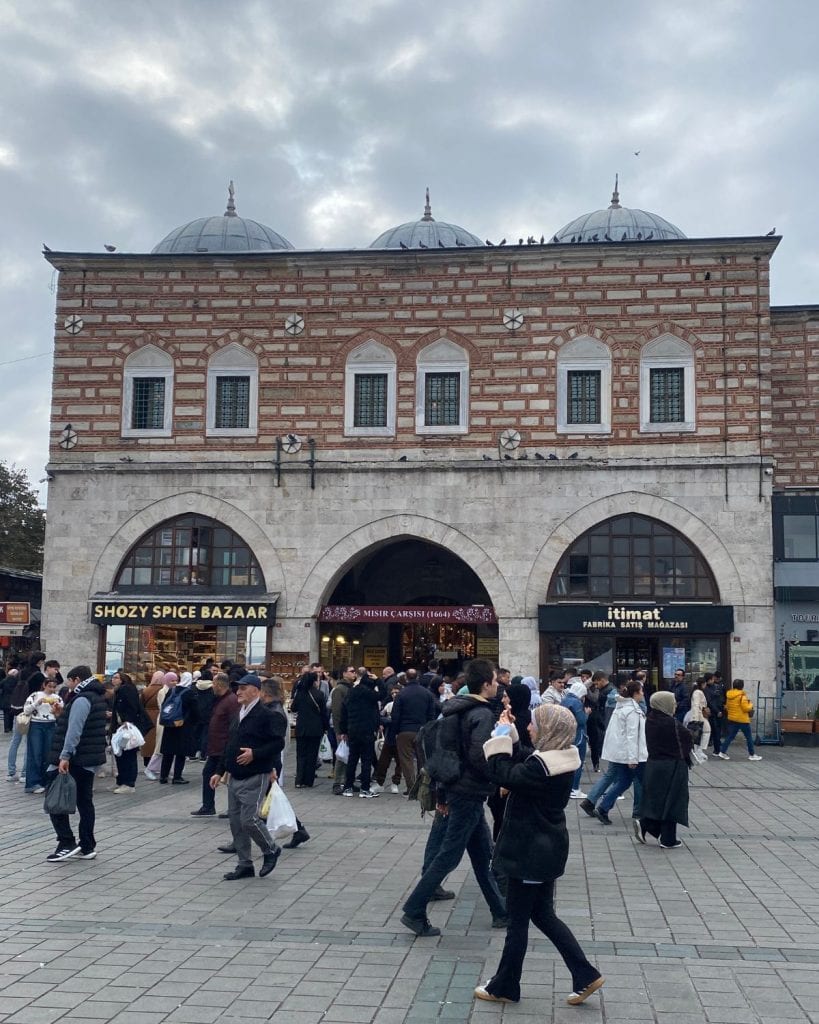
[225,180,237,218]
[609,174,621,210]
[422,186,434,221]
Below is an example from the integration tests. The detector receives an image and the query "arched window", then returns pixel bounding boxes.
[344,340,397,436]
[122,345,173,437]
[115,515,264,590]
[416,338,469,435]
[556,336,611,434]
[207,344,258,436]
[640,335,695,433]
[549,514,717,600]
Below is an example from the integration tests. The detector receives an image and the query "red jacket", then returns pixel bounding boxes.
[207,691,239,756]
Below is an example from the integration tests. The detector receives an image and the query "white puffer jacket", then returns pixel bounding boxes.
[601,697,647,764]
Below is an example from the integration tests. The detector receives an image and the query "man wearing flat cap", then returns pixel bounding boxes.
[210,673,283,880]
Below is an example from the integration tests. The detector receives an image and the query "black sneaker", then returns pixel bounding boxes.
[491,916,509,929]
[400,913,441,937]
[594,808,612,825]
[579,799,596,817]
[46,845,81,863]
[171,778,189,785]
[283,829,310,849]
[430,886,455,901]
[190,808,215,816]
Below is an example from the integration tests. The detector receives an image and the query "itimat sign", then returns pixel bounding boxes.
[89,601,276,625]
[538,604,735,635]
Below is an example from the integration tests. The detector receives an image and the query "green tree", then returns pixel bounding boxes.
[0,462,46,572]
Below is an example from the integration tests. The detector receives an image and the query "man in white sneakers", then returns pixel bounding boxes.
[716,679,762,761]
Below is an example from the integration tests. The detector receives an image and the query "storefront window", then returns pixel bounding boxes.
[104,622,262,678]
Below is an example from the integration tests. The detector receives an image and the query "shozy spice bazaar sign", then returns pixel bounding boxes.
[538,604,734,634]
[90,601,276,624]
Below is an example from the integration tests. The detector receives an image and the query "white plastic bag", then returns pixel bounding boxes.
[112,722,145,756]
[318,733,333,762]
[265,782,298,840]
[335,739,349,763]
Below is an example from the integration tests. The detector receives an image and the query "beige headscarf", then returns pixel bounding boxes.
[650,690,676,717]
[531,703,577,752]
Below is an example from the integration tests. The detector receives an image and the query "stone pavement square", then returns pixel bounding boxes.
[1,735,818,1023]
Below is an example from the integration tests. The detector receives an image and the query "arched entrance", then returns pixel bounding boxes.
[93,514,273,677]
[319,539,497,673]
[539,514,733,688]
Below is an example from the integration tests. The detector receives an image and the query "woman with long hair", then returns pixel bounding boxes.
[476,703,603,1007]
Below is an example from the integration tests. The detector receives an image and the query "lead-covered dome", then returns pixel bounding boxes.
[152,182,294,254]
[370,189,483,249]
[551,178,686,244]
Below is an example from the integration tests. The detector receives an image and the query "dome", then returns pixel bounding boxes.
[370,189,483,249]
[550,178,686,244]
[152,182,294,254]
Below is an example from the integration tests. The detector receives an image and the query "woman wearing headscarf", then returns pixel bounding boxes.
[475,703,603,1008]
[520,676,542,709]
[637,690,693,849]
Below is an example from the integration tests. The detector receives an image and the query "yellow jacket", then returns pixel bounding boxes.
[724,688,753,723]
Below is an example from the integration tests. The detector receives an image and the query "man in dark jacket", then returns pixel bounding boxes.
[704,671,726,754]
[330,666,355,794]
[401,658,507,937]
[45,665,108,863]
[192,672,238,816]
[340,675,381,798]
[391,671,438,793]
[210,674,283,880]
[672,668,691,722]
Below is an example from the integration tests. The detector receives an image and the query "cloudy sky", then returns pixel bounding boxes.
[1,0,817,500]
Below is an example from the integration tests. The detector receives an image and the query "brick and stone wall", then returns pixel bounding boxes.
[769,306,819,489]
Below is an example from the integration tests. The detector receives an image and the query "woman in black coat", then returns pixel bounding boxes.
[111,671,145,793]
[289,672,326,788]
[637,690,693,849]
[476,703,603,1008]
[158,672,196,784]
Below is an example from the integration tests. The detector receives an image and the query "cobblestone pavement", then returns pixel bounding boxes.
[1,735,818,1024]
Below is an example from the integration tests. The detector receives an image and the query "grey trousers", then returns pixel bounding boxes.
[228,774,279,868]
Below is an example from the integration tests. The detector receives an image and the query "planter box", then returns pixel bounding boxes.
[779,718,815,734]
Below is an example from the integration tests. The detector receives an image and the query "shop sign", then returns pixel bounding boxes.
[538,604,734,634]
[476,636,500,659]
[364,647,388,671]
[0,602,30,625]
[792,613,819,623]
[320,605,497,624]
[89,600,277,625]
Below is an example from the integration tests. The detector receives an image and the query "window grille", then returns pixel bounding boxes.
[649,367,684,423]
[425,372,460,426]
[215,376,250,429]
[131,377,165,430]
[354,374,388,428]
[567,370,601,424]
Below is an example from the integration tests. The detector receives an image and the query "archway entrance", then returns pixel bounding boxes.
[319,539,497,673]
[539,514,733,688]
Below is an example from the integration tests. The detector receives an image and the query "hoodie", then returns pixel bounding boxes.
[439,693,496,802]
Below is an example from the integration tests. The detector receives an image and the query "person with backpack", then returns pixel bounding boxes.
[474,703,603,1007]
[400,658,507,938]
[158,672,194,784]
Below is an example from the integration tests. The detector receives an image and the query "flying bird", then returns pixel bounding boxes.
[766,227,776,236]
[104,244,117,252]
[634,150,640,156]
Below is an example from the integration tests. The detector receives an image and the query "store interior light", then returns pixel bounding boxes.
[352,639,360,646]
[335,635,347,644]
[321,635,331,642]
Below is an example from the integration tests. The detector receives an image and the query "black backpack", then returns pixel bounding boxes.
[415,712,464,786]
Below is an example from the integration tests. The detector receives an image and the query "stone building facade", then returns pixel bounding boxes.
[41,187,811,696]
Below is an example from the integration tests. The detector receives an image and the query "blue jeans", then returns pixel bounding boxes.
[25,721,55,790]
[721,721,755,755]
[586,762,617,804]
[598,762,644,814]
[7,717,26,777]
[403,798,506,921]
[572,734,587,791]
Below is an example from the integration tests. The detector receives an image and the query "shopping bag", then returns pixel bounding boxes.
[318,733,333,762]
[264,782,298,840]
[15,712,31,736]
[374,736,384,759]
[335,739,349,763]
[43,773,77,815]
[112,722,145,756]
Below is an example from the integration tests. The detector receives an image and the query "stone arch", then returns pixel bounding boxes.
[114,331,178,366]
[638,320,705,358]
[335,329,399,363]
[400,326,481,370]
[200,329,270,368]
[523,491,745,617]
[293,514,518,620]
[551,322,617,352]
[88,492,287,610]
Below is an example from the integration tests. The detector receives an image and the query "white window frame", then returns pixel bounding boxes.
[206,344,258,437]
[344,341,397,437]
[556,337,611,434]
[122,345,173,438]
[416,339,469,435]
[639,335,695,433]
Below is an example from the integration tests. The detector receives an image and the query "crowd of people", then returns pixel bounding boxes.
[1,649,763,1008]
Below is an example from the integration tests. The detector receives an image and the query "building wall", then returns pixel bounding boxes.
[768,306,819,489]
